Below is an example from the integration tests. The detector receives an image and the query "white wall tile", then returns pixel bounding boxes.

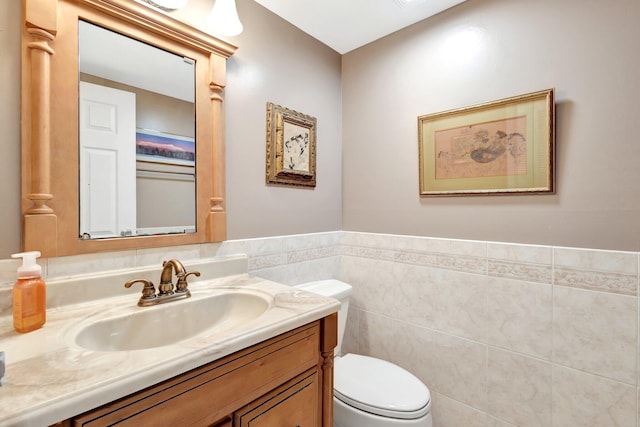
[428,238,487,258]
[553,286,637,384]
[393,234,441,252]
[431,392,487,427]
[220,235,287,257]
[250,265,290,284]
[429,269,487,342]
[554,247,638,295]
[486,277,552,359]
[341,231,394,248]
[284,256,341,285]
[488,242,552,264]
[488,243,552,284]
[0,258,21,286]
[341,306,359,355]
[248,252,288,270]
[47,251,137,277]
[487,347,552,427]
[552,365,636,427]
[393,263,435,327]
[135,244,201,267]
[335,232,640,426]
[487,416,518,427]
[357,310,395,361]
[394,322,488,411]
[284,231,341,251]
[554,247,638,274]
[199,242,223,258]
[341,256,395,316]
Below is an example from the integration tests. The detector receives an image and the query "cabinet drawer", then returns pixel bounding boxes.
[72,322,320,427]
[234,369,319,427]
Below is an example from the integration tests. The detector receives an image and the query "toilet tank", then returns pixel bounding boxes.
[294,279,352,355]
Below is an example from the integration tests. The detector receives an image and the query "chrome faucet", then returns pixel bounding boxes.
[124,259,201,307]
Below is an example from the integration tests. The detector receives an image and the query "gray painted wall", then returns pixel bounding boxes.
[3,0,639,257]
[0,0,342,258]
[342,0,640,251]
[219,0,343,240]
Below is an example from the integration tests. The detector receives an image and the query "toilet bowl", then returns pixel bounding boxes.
[295,280,432,427]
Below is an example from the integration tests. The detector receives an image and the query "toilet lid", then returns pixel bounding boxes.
[334,354,431,420]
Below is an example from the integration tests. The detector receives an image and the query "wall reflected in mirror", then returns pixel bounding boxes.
[78,20,196,240]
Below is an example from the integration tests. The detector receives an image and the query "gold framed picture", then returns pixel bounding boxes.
[418,89,555,196]
[266,102,317,188]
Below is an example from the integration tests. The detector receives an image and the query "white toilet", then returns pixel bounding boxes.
[295,280,432,427]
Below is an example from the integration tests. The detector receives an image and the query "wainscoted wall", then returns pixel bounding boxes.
[1,231,638,426]
[340,232,639,427]
[216,231,342,285]
[0,232,342,315]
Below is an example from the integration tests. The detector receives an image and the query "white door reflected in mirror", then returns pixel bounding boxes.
[79,81,137,239]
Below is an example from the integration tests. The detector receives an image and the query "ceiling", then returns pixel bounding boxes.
[253,0,468,54]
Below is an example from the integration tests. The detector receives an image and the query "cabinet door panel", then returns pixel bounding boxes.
[234,369,319,427]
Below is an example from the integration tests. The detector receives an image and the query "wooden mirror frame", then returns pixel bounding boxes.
[21,0,236,257]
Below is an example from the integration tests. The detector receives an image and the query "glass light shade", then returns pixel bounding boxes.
[142,0,188,10]
[207,0,243,36]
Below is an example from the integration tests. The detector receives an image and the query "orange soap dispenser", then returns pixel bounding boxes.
[11,251,46,333]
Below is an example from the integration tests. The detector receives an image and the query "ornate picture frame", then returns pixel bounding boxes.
[266,102,317,188]
[418,89,555,196]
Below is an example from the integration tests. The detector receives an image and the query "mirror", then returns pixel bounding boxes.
[20,0,237,256]
[78,20,196,239]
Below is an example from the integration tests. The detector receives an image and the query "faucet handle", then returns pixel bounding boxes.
[124,279,157,306]
[175,271,200,293]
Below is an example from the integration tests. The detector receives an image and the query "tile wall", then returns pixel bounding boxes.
[1,230,638,426]
[340,232,639,427]
[0,232,342,314]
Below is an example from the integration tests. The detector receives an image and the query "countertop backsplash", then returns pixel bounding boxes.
[0,253,249,317]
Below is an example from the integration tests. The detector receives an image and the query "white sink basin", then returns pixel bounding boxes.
[71,290,271,352]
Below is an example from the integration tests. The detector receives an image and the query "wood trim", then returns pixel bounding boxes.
[208,54,227,241]
[21,0,237,257]
[320,313,337,427]
[79,0,236,58]
[21,0,58,255]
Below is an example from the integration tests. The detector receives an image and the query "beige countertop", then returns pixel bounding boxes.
[0,257,339,427]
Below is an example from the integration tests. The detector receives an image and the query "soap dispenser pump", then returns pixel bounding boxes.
[11,251,46,333]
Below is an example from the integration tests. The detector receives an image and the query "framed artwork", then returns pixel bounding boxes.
[136,129,195,166]
[266,102,317,188]
[418,89,555,196]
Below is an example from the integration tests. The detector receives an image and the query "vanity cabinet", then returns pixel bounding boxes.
[63,315,337,427]
[234,369,319,427]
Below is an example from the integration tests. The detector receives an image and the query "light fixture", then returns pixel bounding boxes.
[141,0,189,10]
[207,0,243,36]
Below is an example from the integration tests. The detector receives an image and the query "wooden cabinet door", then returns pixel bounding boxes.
[234,369,319,427]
